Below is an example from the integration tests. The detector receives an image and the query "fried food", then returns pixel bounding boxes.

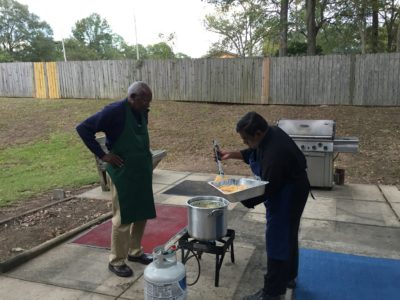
[214,175,248,193]
[214,175,227,182]
[218,184,247,193]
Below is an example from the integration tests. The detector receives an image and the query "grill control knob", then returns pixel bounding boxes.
[312,145,316,150]
[301,145,305,150]
[323,146,328,151]
[318,142,322,147]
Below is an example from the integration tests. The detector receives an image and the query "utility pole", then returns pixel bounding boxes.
[134,12,140,60]
[61,39,67,62]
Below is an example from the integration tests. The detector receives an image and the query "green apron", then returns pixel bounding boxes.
[106,102,156,224]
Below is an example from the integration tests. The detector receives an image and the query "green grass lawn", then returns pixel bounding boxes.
[0,132,98,206]
[1,97,399,207]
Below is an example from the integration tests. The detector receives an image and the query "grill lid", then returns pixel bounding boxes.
[277,119,335,139]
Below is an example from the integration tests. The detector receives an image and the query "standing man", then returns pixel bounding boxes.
[76,81,156,277]
[218,112,310,300]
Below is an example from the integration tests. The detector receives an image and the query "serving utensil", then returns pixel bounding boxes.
[213,139,224,177]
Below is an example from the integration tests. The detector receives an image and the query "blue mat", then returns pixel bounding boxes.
[296,248,400,300]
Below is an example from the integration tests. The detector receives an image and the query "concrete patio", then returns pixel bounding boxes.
[1,169,399,299]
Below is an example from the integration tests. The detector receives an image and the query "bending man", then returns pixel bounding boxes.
[219,112,310,299]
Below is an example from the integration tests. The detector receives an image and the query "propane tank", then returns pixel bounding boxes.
[144,245,187,300]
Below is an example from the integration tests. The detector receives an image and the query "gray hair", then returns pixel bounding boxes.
[127,81,152,97]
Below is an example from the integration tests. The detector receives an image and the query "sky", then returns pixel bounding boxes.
[17,0,220,58]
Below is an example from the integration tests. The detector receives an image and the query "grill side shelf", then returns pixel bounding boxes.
[333,137,359,153]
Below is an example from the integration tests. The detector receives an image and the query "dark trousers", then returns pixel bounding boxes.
[264,177,309,296]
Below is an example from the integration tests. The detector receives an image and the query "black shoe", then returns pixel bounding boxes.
[127,253,153,265]
[243,289,265,300]
[108,263,133,277]
[243,289,283,300]
[287,279,297,289]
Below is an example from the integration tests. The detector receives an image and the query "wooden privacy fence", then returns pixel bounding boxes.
[0,53,399,106]
[269,53,400,106]
[0,62,34,98]
[56,58,265,104]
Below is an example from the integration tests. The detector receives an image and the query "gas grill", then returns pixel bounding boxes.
[276,119,359,188]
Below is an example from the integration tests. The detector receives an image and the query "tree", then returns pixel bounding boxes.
[19,34,59,61]
[371,0,380,52]
[0,49,13,62]
[102,33,125,60]
[351,0,368,54]
[303,0,349,55]
[306,0,317,55]
[398,15,400,51]
[146,42,175,59]
[19,16,60,61]
[156,32,191,58]
[208,0,400,55]
[62,38,99,61]
[158,33,176,49]
[71,13,123,59]
[279,0,289,56]
[175,52,191,58]
[381,0,400,52]
[204,0,270,56]
[0,0,31,55]
[310,1,363,54]
[120,43,148,60]
[206,0,286,56]
[0,0,56,61]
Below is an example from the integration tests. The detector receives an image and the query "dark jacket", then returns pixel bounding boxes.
[241,126,308,208]
[76,98,148,158]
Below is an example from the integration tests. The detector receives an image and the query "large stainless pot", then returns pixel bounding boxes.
[187,196,229,241]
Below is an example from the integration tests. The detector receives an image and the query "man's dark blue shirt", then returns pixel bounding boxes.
[76,98,148,158]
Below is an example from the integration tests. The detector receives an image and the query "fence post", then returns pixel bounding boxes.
[261,57,270,104]
[349,55,355,105]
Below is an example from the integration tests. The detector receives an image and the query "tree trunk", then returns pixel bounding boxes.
[279,0,288,57]
[306,0,316,55]
[356,0,367,54]
[397,23,400,52]
[359,24,367,54]
[371,0,379,53]
[387,23,394,52]
[383,1,398,52]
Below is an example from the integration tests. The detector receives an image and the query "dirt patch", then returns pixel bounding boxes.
[0,189,111,262]
[1,98,399,264]
[149,103,400,186]
[0,185,96,221]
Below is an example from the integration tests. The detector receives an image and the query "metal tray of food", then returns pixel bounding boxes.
[208,178,268,203]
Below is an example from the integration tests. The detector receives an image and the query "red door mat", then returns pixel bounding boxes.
[71,204,187,253]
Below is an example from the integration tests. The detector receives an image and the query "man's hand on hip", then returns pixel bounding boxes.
[101,153,124,168]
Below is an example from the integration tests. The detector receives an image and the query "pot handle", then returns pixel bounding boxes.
[208,209,223,217]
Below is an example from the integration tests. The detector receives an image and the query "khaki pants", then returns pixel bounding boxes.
[107,175,146,266]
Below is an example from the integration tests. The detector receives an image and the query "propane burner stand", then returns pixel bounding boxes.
[178,229,235,287]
